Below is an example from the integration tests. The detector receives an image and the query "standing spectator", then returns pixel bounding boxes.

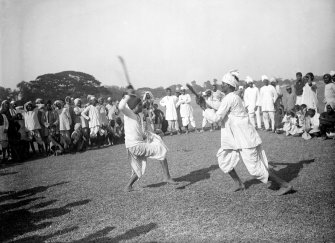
[54,100,72,150]
[243,76,261,129]
[73,98,89,147]
[301,72,318,111]
[81,96,104,147]
[270,77,283,104]
[323,73,335,111]
[260,75,278,132]
[283,86,296,113]
[330,70,335,83]
[64,96,75,132]
[177,86,198,133]
[153,104,164,131]
[294,72,305,105]
[160,88,180,135]
[0,111,9,162]
[175,87,183,132]
[106,97,119,123]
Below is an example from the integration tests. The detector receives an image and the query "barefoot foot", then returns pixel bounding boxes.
[230,183,245,192]
[274,185,293,196]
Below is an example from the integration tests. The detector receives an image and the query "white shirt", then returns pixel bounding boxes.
[24,108,41,131]
[118,96,145,148]
[301,83,318,110]
[324,83,335,104]
[177,94,193,117]
[106,103,118,120]
[81,105,101,128]
[160,95,178,121]
[260,85,278,112]
[244,86,260,113]
[204,92,262,150]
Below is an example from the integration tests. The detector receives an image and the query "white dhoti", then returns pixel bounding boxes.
[262,111,275,130]
[216,145,269,183]
[182,115,196,127]
[128,133,168,178]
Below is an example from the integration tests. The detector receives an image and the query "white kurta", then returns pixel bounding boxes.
[160,96,178,121]
[81,105,101,128]
[324,83,335,107]
[244,87,260,113]
[203,92,268,183]
[301,83,318,110]
[177,94,193,118]
[98,105,108,126]
[204,92,262,150]
[260,85,278,112]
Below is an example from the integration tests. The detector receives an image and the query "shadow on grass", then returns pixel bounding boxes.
[0,181,69,203]
[176,164,219,189]
[71,223,157,243]
[145,164,219,189]
[244,159,315,189]
[0,199,90,242]
[0,181,91,242]
[0,171,18,176]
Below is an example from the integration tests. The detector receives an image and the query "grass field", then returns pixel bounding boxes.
[1,99,335,242]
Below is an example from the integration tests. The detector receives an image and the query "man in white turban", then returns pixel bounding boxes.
[243,76,261,129]
[176,86,198,133]
[260,75,278,132]
[203,70,293,195]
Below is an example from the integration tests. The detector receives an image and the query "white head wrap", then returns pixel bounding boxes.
[175,87,180,92]
[239,86,244,90]
[261,75,269,82]
[107,97,112,101]
[245,76,253,83]
[180,86,186,90]
[330,71,335,76]
[222,69,239,88]
[74,98,81,106]
[90,96,97,101]
[270,77,277,83]
[35,98,43,104]
[142,91,154,101]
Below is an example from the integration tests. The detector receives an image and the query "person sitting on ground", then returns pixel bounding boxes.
[71,123,86,152]
[48,124,64,156]
[319,101,335,140]
[306,109,320,137]
[282,110,294,136]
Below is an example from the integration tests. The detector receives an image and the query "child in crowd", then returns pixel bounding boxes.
[48,124,64,156]
[15,113,30,159]
[153,104,165,132]
[114,117,125,144]
[307,109,320,137]
[142,101,155,132]
[274,104,285,134]
[119,86,177,192]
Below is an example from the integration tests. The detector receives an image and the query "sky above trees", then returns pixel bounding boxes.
[1,0,335,89]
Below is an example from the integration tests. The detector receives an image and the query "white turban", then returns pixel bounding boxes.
[270,77,277,83]
[239,86,244,90]
[90,96,97,101]
[245,76,253,83]
[175,87,180,92]
[261,75,269,82]
[74,98,81,106]
[330,70,335,76]
[222,69,239,88]
[142,91,154,101]
[180,86,186,90]
[107,97,112,101]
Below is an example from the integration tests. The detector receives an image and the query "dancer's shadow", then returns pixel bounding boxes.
[244,159,315,189]
[145,165,219,189]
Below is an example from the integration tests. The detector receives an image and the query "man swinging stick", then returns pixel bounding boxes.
[197,70,293,195]
[118,56,177,192]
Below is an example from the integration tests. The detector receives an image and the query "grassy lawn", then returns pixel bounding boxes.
[1,125,334,242]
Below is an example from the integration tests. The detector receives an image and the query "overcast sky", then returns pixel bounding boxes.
[1,0,335,89]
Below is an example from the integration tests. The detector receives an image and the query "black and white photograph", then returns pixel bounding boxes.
[0,0,334,242]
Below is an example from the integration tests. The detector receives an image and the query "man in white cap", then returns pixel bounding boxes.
[260,75,278,132]
[203,70,293,195]
[177,86,198,133]
[243,76,261,129]
[160,88,180,135]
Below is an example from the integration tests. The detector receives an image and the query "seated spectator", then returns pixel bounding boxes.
[48,124,64,156]
[304,109,320,137]
[319,102,335,140]
[71,123,86,152]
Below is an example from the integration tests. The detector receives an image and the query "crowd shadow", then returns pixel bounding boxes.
[71,223,157,243]
[244,159,315,189]
[0,181,92,243]
[0,181,69,203]
[0,171,18,176]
